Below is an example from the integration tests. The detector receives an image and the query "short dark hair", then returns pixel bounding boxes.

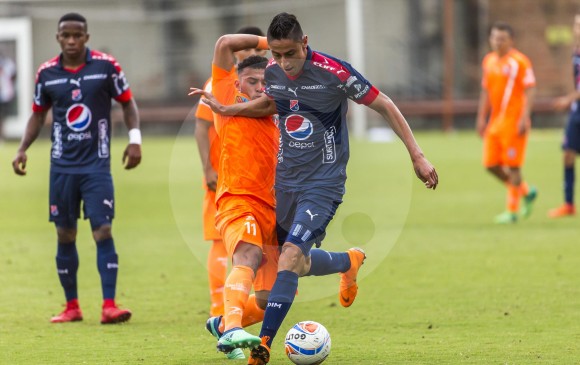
[237,55,268,75]
[267,12,303,42]
[236,26,264,37]
[490,21,514,38]
[58,12,87,30]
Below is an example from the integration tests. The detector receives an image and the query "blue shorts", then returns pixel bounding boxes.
[49,172,114,229]
[276,186,344,256]
[563,113,580,153]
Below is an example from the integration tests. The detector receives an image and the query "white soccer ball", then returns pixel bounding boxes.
[284,321,331,365]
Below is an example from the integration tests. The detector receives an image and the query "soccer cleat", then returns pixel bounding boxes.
[494,211,517,224]
[520,186,538,218]
[247,336,270,365]
[101,305,132,324]
[217,328,261,353]
[339,247,366,307]
[548,203,576,218]
[50,307,83,323]
[206,316,245,359]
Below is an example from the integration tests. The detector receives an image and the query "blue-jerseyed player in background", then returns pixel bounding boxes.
[197,12,438,364]
[12,13,142,324]
[549,14,580,218]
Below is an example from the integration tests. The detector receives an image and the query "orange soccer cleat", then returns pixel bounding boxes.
[548,203,576,218]
[339,248,366,307]
[247,336,270,365]
[101,304,132,324]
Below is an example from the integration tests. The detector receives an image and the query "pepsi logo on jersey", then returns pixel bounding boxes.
[285,114,313,141]
[66,103,92,132]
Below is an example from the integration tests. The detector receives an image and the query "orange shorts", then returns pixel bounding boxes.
[202,188,221,241]
[216,195,279,292]
[483,131,528,168]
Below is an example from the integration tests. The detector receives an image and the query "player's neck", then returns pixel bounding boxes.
[61,49,87,69]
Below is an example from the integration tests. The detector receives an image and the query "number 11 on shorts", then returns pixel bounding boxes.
[244,221,257,235]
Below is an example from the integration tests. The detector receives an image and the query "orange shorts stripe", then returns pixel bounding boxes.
[483,132,528,168]
[216,195,279,292]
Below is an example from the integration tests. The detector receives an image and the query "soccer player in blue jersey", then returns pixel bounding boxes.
[198,12,438,364]
[11,13,141,324]
[549,14,580,218]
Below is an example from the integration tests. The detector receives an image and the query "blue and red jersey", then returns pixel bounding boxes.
[571,49,580,116]
[33,49,132,174]
[264,46,379,190]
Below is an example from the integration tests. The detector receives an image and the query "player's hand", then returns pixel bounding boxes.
[188,88,230,115]
[413,156,438,190]
[123,143,142,170]
[12,150,28,176]
[554,95,571,112]
[205,167,218,192]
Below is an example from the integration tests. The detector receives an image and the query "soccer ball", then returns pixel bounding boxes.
[284,321,331,365]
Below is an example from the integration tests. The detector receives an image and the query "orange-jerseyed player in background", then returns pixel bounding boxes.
[476,21,538,224]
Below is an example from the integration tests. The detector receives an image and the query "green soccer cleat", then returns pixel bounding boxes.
[217,328,261,353]
[494,211,517,224]
[206,316,245,360]
[520,186,538,218]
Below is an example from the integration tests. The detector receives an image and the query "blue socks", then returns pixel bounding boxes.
[305,249,350,276]
[260,270,299,347]
[565,166,575,204]
[96,238,118,300]
[56,241,79,302]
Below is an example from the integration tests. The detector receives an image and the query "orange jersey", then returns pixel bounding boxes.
[195,77,221,175]
[211,64,279,208]
[482,49,535,134]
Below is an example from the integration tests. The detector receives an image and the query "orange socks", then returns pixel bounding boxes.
[207,240,228,316]
[223,265,254,331]
[507,183,522,213]
[519,181,529,197]
[217,294,266,333]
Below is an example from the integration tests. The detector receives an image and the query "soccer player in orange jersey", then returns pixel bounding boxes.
[476,21,538,224]
[191,33,280,356]
[194,26,267,320]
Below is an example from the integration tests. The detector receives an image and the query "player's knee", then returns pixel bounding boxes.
[279,243,306,273]
[232,242,262,272]
[56,227,77,243]
[92,224,112,242]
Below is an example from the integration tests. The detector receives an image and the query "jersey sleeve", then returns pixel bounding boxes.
[107,55,133,103]
[195,78,214,123]
[339,61,379,106]
[32,68,51,112]
[211,64,237,106]
[519,55,536,89]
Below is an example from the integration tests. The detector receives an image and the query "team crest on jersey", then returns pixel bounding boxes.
[71,89,82,101]
[290,100,299,112]
[236,95,249,103]
[285,114,313,140]
[66,103,92,132]
[50,205,59,216]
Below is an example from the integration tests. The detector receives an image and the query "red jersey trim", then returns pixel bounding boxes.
[32,103,50,112]
[357,85,380,106]
[114,89,132,103]
[310,52,350,82]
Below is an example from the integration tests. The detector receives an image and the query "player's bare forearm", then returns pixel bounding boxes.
[194,118,218,191]
[214,34,266,71]
[121,98,142,169]
[12,111,47,175]
[229,93,276,117]
[121,98,140,131]
[368,93,438,189]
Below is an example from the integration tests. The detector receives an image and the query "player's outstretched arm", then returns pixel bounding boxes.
[368,92,438,189]
[121,98,142,170]
[188,89,276,118]
[213,34,267,71]
[12,110,48,176]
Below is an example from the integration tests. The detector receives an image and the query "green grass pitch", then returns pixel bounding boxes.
[0,129,578,364]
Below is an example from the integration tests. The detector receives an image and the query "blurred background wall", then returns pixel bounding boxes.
[1,0,580,132]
